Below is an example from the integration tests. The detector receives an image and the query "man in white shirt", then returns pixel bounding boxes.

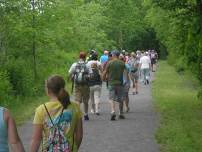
[139,52,151,85]
[69,52,91,120]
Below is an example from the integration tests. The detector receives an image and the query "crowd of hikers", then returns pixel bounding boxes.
[0,49,158,152]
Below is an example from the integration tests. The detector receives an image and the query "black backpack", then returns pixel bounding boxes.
[88,64,102,86]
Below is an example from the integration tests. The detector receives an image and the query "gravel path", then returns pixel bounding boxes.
[18,77,159,152]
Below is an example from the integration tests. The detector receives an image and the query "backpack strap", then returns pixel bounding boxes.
[43,104,64,126]
[43,104,54,126]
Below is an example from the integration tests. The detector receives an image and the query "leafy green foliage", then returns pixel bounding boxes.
[145,0,202,97]
[1,0,201,122]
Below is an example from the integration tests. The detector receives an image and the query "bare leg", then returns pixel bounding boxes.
[135,81,138,93]
[110,100,116,114]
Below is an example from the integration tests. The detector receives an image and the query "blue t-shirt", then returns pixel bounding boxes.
[100,55,108,64]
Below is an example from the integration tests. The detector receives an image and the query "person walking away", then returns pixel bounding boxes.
[87,52,102,115]
[0,107,25,152]
[150,50,157,72]
[69,52,90,121]
[139,52,151,85]
[103,51,127,120]
[102,51,113,88]
[128,52,139,95]
[30,75,83,152]
[119,54,130,112]
[100,50,109,68]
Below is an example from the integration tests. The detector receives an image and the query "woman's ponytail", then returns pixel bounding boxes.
[57,88,70,109]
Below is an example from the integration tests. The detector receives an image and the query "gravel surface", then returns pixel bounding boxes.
[18,78,159,152]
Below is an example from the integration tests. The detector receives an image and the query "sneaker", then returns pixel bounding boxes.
[84,115,89,121]
[95,112,100,116]
[126,107,130,113]
[91,109,95,114]
[110,113,116,121]
[119,114,125,119]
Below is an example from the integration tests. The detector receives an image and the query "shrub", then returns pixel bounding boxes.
[0,70,13,105]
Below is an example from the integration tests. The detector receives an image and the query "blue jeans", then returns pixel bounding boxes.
[141,68,150,83]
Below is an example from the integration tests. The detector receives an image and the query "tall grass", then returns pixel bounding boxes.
[1,51,78,125]
[153,61,202,152]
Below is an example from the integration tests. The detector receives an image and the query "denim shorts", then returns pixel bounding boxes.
[108,85,124,102]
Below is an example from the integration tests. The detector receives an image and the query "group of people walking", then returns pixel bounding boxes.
[0,49,158,152]
[69,49,158,121]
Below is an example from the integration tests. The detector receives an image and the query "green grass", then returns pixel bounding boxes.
[153,61,202,152]
[7,96,48,125]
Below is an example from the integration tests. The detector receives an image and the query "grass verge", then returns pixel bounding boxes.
[153,61,202,152]
[7,96,48,125]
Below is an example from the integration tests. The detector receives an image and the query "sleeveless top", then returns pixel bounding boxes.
[0,107,9,152]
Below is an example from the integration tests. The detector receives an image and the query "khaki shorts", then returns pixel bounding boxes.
[109,85,124,102]
[74,85,90,104]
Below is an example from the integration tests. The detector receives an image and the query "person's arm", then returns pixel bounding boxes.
[139,59,142,69]
[5,110,25,152]
[97,61,103,73]
[29,124,43,152]
[102,62,109,81]
[68,63,76,80]
[148,58,151,70]
[74,118,83,149]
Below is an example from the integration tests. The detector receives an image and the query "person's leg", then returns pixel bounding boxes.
[94,85,101,114]
[116,85,125,119]
[135,72,139,93]
[145,68,150,84]
[74,86,82,106]
[124,90,129,112]
[130,73,136,94]
[143,69,147,84]
[82,86,90,120]
[89,86,95,113]
[109,86,116,120]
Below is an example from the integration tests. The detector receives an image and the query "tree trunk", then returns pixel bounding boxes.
[31,0,37,79]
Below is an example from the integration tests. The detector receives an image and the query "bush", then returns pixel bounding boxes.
[5,58,35,96]
[0,70,13,105]
[197,87,202,99]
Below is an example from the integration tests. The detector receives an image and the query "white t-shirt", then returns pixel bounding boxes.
[86,60,102,73]
[140,56,151,69]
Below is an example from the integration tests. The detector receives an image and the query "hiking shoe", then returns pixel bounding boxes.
[119,114,125,119]
[110,113,116,121]
[84,115,89,121]
[95,112,100,116]
[91,109,95,114]
[126,107,130,113]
